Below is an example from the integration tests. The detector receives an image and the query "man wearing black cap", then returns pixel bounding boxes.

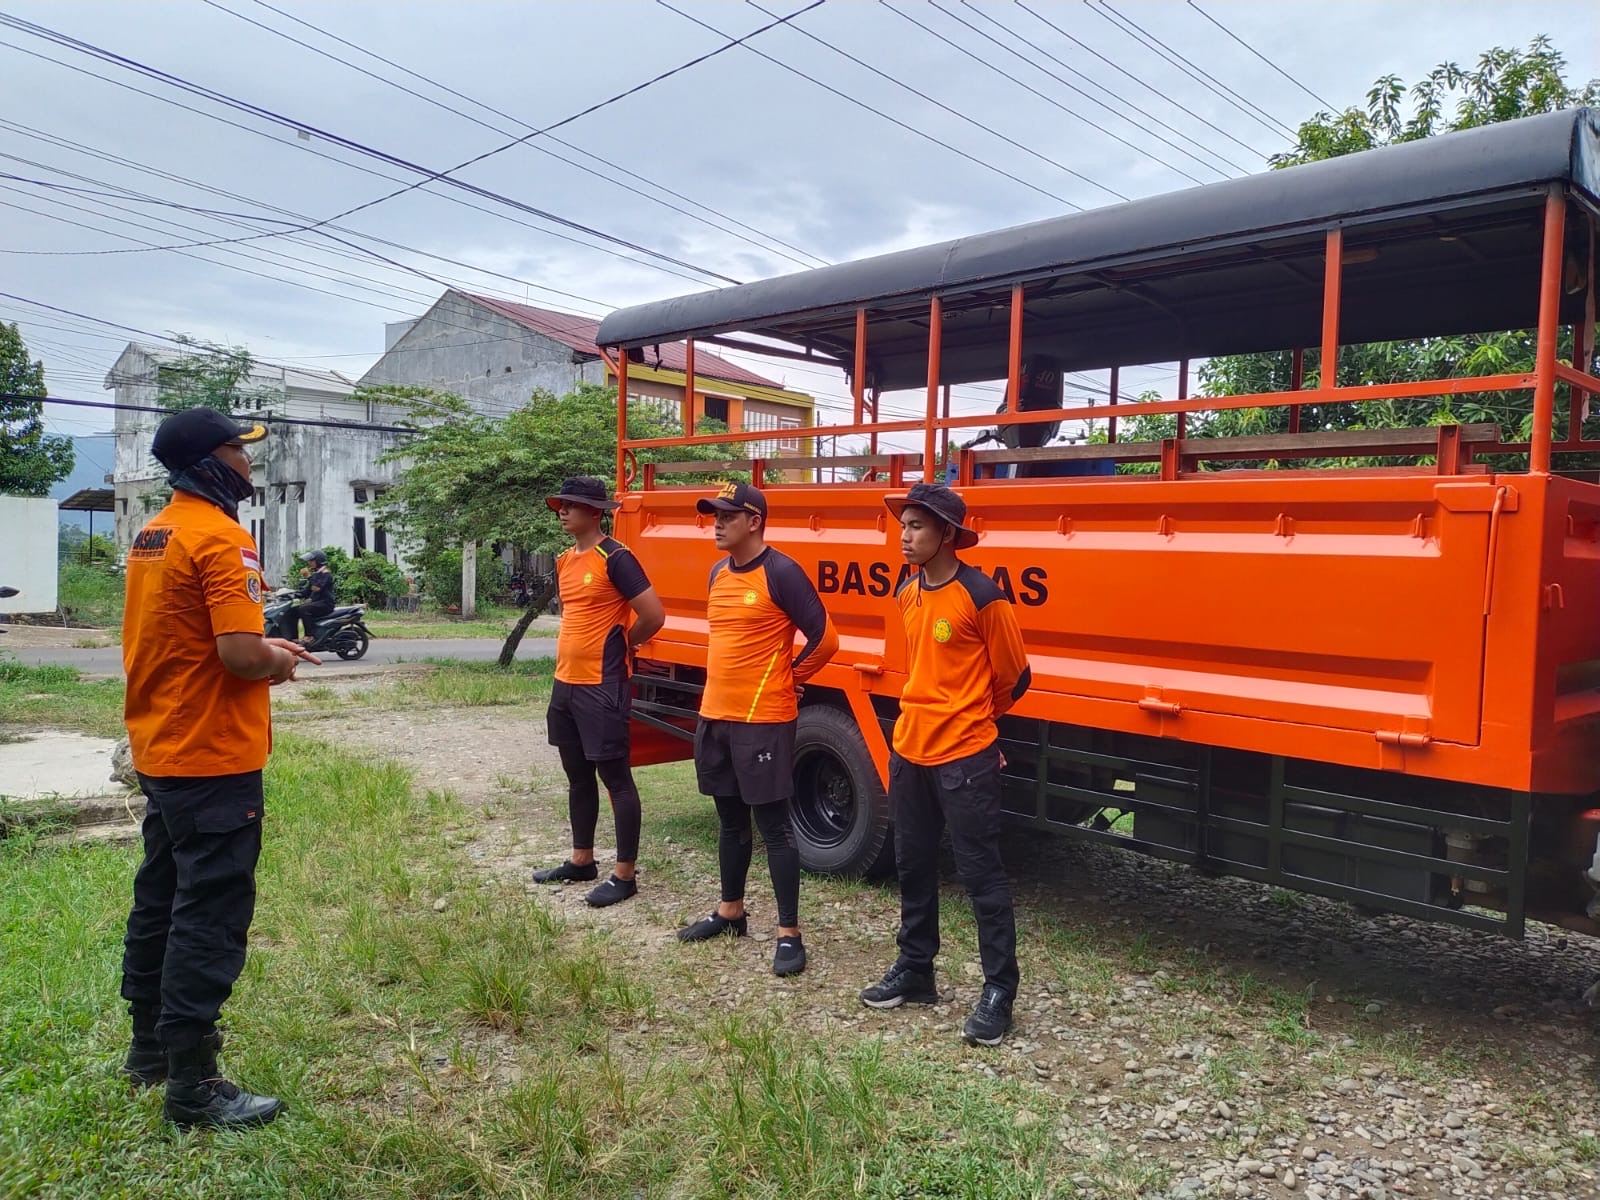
[118,405,317,1128]
[532,477,664,906]
[858,483,1031,1046]
[676,481,838,976]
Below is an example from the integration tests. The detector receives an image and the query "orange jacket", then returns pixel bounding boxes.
[701,547,838,724]
[122,492,270,777]
[892,562,1032,766]
[554,537,651,685]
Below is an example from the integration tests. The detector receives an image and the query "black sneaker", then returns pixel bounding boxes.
[676,911,748,942]
[859,962,938,1009]
[962,985,1013,1047]
[772,935,807,977]
[532,860,599,884]
[585,875,637,908]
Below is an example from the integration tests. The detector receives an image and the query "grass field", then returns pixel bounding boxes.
[0,670,1088,1200]
[365,607,559,641]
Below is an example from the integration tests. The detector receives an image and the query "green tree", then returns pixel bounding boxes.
[1197,38,1599,460]
[157,334,278,413]
[371,381,739,663]
[0,322,74,496]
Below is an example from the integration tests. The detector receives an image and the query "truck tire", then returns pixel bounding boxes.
[791,705,894,879]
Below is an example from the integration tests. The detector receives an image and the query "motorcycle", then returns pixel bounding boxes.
[0,585,16,635]
[262,587,372,660]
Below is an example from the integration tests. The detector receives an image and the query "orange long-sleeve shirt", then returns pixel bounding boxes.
[701,547,839,724]
[892,563,1032,766]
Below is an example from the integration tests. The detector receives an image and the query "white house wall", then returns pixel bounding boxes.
[359,292,606,417]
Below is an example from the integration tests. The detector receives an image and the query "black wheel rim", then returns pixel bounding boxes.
[791,747,856,849]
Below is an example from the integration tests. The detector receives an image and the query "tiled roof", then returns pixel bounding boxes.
[461,293,780,390]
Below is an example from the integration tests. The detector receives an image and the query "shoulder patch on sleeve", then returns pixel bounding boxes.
[956,563,1006,610]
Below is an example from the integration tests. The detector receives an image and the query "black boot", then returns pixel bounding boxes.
[162,1031,284,1129]
[119,1006,166,1087]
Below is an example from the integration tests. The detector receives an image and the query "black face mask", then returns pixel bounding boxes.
[169,453,254,520]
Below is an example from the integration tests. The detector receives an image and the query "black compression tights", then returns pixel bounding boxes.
[557,743,641,863]
[713,794,800,928]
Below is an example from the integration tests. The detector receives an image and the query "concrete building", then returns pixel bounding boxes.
[105,343,403,586]
[362,291,816,472]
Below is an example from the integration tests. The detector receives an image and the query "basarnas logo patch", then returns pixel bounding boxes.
[246,573,262,603]
[933,618,953,643]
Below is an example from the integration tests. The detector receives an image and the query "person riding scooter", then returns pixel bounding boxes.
[285,550,335,643]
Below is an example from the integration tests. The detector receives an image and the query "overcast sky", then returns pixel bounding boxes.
[4,0,1597,447]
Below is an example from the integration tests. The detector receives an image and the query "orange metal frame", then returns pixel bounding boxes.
[609,189,1600,799]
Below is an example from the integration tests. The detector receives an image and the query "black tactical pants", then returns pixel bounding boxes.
[890,743,1019,999]
[120,771,263,1051]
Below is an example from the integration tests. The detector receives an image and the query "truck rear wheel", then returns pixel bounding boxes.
[791,705,894,879]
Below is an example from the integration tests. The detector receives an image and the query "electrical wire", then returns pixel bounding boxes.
[655,0,1084,208]
[884,0,1228,183]
[202,0,829,273]
[1185,1,1340,114]
[1005,0,1272,162]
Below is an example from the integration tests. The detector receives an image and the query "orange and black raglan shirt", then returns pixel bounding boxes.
[122,491,271,778]
[700,548,839,725]
[892,563,1032,767]
[553,537,652,686]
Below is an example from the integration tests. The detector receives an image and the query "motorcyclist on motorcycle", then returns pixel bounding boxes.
[285,549,335,643]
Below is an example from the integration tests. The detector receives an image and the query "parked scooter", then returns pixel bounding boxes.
[0,585,16,635]
[262,587,372,660]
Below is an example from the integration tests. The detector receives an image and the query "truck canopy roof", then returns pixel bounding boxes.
[597,108,1600,390]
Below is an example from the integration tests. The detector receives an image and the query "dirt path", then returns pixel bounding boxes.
[275,670,1600,1200]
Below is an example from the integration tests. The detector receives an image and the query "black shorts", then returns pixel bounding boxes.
[694,718,796,804]
[546,679,630,762]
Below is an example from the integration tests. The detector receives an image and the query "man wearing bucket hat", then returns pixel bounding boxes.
[119,405,319,1128]
[676,481,838,976]
[858,483,1031,1046]
[532,477,664,907]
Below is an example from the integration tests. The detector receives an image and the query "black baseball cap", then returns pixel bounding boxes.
[696,480,767,518]
[885,483,980,550]
[151,406,267,472]
[546,476,619,513]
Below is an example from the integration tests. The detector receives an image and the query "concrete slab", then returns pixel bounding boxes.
[0,732,123,800]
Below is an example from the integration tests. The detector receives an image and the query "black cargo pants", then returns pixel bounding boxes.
[120,771,263,1051]
[890,743,1019,999]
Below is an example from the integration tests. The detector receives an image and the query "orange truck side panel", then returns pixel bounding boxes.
[619,471,1600,798]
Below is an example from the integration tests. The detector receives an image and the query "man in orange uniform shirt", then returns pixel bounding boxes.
[676,482,838,976]
[532,477,664,906]
[859,483,1031,1045]
[119,406,317,1127]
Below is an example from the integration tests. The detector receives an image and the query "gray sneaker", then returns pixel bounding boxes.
[859,962,938,1008]
[962,985,1013,1046]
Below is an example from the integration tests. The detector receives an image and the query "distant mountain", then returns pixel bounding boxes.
[50,433,115,532]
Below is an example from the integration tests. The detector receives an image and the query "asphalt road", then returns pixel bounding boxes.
[8,637,560,677]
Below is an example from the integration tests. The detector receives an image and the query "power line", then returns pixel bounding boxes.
[0,118,617,313]
[0,39,721,290]
[951,0,1254,174]
[1185,1,1340,114]
[883,0,1224,184]
[22,393,415,435]
[743,0,1132,198]
[245,0,832,271]
[655,0,1084,208]
[202,0,830,273]
[0,11,747,286]
[1084,1,1296,140]
[1006,0,1272,162]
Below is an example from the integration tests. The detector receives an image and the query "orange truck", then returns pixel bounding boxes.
[595,108,1600,945]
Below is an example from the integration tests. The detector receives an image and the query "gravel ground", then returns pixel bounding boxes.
[274,669,1600,1200]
